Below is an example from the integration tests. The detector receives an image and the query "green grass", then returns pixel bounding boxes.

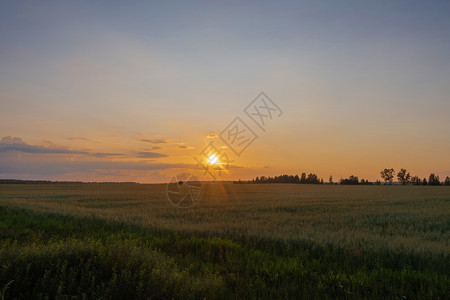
[0,184,449,298]
[0,207,448,299]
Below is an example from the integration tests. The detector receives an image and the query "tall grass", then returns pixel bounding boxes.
[0,184,449,298]
[1,184,448,255]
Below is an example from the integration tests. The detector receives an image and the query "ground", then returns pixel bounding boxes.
[0,184,449,298]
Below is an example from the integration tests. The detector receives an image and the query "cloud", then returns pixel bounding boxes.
[139,138,169,144]
[1,136,24,144]
[0,156,191,176]
[67,137,90,141]
[0,136,86,155]
[0,137,176,180]
[178,145,195,150]
[67,137,100,143]
[0,136,124,158]
[91,152,125,158]
[206,134,218,139]
[134,151,168,158]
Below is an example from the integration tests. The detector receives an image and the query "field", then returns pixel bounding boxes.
[0,183,449,298]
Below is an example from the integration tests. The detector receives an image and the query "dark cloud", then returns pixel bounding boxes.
[139,138,168,144]
[0,136,152,159]
[91,152,125,158]
[0,137,173,178]
[134,151,168,158]
[0,155,191,176]
[178,145,194,150]
[0,136,87,155]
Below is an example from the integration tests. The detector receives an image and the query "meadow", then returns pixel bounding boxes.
[0,183,449,298]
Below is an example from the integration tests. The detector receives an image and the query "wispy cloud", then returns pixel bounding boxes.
[0,157,191,176]
[178,145,195,150]
[0,136,178,180]
[1,136,86,155]
[206,134,218,139]
[139,138,169,144]
[1,136,123,158]
[67,137,100,143]
[134,151,168,158]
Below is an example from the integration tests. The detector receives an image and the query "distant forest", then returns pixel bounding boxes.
[2,169,450,186]
[0,179,138,184]
[235,169,450,186]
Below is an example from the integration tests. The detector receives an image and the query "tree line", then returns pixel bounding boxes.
[235,173,323,184]
[235,169,450,186]
[379,168,449,186]
[0,179,138,184]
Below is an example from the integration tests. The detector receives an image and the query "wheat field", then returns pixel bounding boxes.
[0,183,449,298]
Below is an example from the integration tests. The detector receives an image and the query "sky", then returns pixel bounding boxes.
[1,0,449,183]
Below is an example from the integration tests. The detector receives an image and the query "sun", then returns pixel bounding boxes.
[208,154,219,165]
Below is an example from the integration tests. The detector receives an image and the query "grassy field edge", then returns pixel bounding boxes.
[0,205,448,299]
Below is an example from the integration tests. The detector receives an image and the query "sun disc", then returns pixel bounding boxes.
[208,154,219,165]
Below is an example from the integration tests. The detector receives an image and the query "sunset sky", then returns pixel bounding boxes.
[1,1,450,183]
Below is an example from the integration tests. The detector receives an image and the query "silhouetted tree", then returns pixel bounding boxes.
[340,175,359,185]
[359,179,372,185]
[329,175,333,184]
[306,173,320,184]
[247,173,322,184]
[380,168,395,184]
[445,176,450,186]
[411,176,421,185]
[423,178,428,185]
[397,168,411,185]
[300,173,306,184]
[428,173,441,186]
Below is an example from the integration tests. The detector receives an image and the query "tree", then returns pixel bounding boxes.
[340,175,359,185]
[411,176,421,185]
[380,168,395,184]
[360,179,372,185]
[445,176,450,186]
[423,178,428,185]
[329,175,333,184]
[300,173,306,184]
[397,168,411,185]
[428,173,440,186]
[306,173,319,184]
